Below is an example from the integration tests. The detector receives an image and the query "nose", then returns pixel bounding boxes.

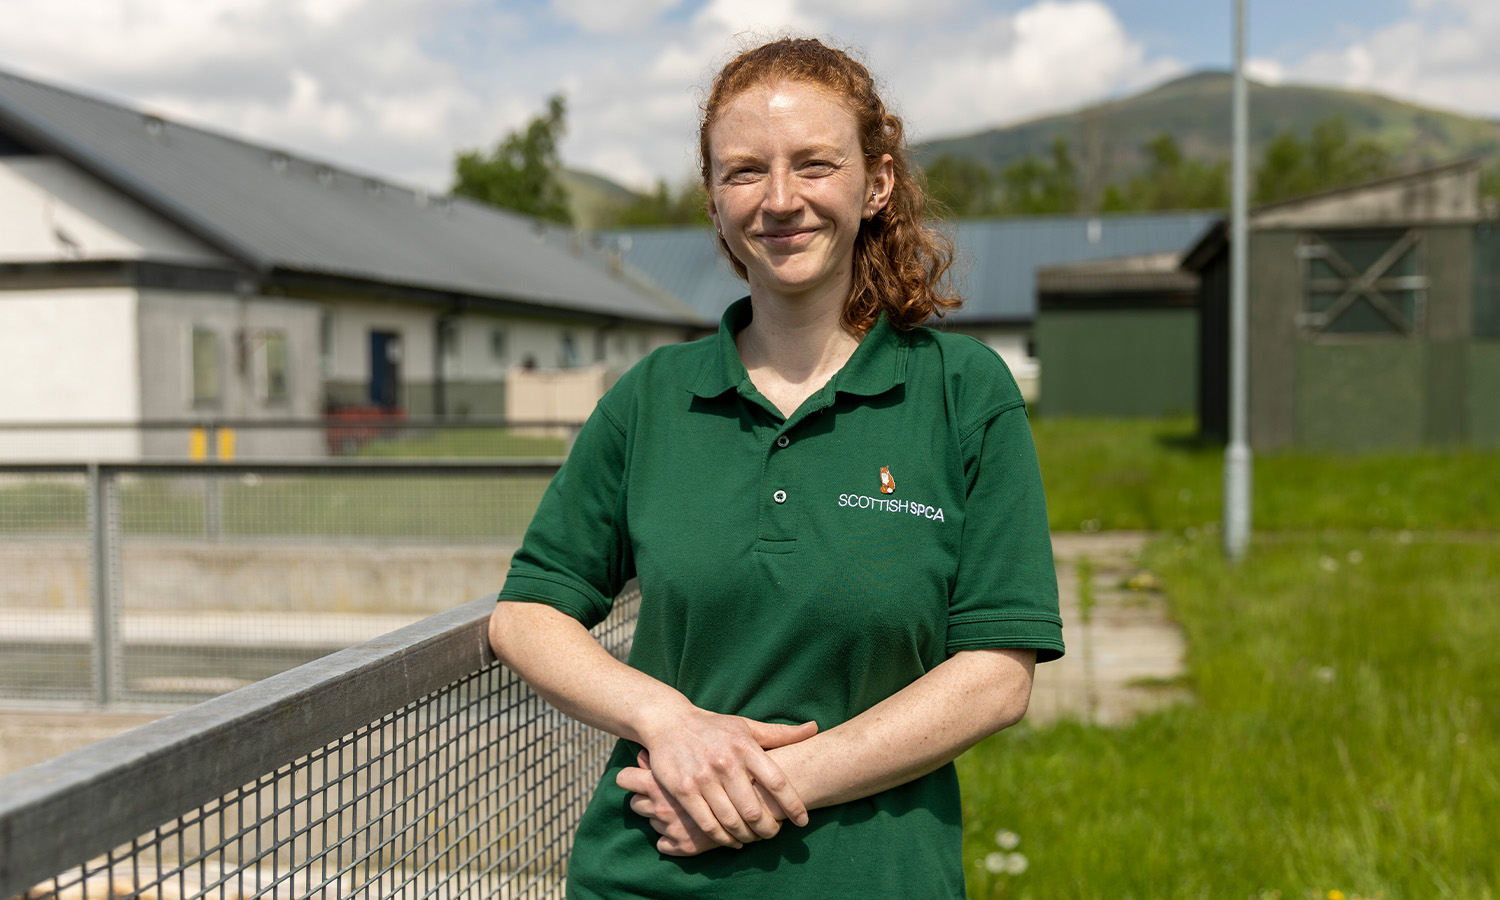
[764,166,801,218]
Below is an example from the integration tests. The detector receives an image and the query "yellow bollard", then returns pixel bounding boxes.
[217,427,236,460]
[189,427,208,461]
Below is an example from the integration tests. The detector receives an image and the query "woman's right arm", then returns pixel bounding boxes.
[488,600,815,847]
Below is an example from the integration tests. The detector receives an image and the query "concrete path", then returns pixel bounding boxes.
[1027,532,1191,727]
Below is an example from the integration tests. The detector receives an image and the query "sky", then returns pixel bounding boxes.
[1,0,1497,195]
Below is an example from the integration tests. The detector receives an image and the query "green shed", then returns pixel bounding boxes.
[1186,160,1499,450]
[1035,252,1202,417]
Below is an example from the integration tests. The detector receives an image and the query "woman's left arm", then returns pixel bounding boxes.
[768,645,1035,806]
[620,645,1034,855]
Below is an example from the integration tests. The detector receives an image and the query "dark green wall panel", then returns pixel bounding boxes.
[1468,343,1500,445]
[1424,339,1468,445]
[1296,343,1425,450]
[1038,309,1197,416]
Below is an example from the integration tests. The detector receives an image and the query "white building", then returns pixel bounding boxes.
[0,68,701,460]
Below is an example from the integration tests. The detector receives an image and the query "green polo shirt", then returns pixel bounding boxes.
[499,298,1062,899]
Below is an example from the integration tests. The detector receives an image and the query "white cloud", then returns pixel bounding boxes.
[1246,57,1286,86]
[550,0,686,34]
[1277,0,1500,117]
[0,0,1190,194]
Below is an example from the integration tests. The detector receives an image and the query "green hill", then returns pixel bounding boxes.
[559,168,642,230]
[914,70,1500,188]
[562,71,1500,224]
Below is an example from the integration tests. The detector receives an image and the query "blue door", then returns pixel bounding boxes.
[369,331,402,409]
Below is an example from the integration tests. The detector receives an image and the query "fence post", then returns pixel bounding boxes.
[204,422,223,541]
[87,464,121,706]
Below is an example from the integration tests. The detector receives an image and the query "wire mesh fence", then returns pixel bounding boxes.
[2,591,640,900]
[0,460,562,706]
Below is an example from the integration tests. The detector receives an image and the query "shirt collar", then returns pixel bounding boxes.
[688,296,908,400]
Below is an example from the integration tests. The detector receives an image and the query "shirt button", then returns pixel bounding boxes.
[773,489,787,504]
[776,435,790,449]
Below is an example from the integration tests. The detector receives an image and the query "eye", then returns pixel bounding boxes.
[721,164,762,184]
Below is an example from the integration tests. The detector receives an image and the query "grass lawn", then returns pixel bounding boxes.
[0,427,565,539]
[960,415,1500,899]
[1031,416,1500,534]
[353,426,566,458]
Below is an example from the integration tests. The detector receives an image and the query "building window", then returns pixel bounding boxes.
[259,330,290,405]
[490,327,508,365]
[191,328,221,407]
[1298,229,1427,336]
[560,331,581,367]
[439,318,461,377]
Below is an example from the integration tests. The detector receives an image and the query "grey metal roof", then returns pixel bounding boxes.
[951,213,1219,322]
[600,227,749,321]
[0,67,698,326]
[604,211,1220,324]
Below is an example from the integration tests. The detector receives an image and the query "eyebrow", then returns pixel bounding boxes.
[714,144,848,170]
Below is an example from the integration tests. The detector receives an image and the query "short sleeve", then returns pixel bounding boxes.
[946,404,1064,662]
[497,400,634,629]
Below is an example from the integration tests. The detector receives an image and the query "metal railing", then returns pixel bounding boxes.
[0,460,563,707]
[0,418,583,463]
[0,588,640,900]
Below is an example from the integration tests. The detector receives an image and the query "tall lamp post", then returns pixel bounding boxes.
[1224,0,1253,560]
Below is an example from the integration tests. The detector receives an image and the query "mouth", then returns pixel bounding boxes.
[755,226,819,247]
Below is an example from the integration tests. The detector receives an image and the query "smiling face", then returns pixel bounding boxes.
[705,80,892,308]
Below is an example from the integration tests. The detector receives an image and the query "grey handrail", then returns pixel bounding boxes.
[0,595,499,897]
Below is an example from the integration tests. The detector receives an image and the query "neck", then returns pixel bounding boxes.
[735,292,861,420]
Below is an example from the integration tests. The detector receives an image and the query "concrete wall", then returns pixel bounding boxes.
[3,540,515,615]
[0,157,225,264]
[506,365,611,430]
[136,290,323,458]
[323,300,682,417]
[0,288,141,459]
[1036,308,1197,417]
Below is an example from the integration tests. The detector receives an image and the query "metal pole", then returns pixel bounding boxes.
[1224,0,1254,560]
[87,464,119,705]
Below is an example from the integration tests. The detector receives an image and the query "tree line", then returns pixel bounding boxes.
[925,117,1399,217]
[452,96,1488,227]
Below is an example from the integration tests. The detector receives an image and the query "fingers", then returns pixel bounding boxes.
[744,719,819,750]
[623,757,749,848]
[679,785,748,847]
[740,751,809,827]
[628,712,817,849]
[702,777,780,842]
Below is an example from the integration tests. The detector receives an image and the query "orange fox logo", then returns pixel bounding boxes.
[879,466,896,494]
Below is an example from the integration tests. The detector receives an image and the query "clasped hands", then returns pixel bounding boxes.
[615,708,818,857]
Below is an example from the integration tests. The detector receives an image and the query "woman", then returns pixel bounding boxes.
[489,37,1063,899]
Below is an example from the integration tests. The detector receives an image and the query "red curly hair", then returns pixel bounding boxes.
[699,37,960,333]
